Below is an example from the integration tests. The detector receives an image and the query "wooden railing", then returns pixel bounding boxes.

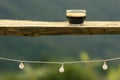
[0,19,120,37]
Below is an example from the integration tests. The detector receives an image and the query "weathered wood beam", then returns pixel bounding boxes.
[0,19,120,36]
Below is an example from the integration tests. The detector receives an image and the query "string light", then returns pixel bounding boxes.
[0,57,120,73]
[102,61,108,70]
[19,62,25,69]
[59,63,65,73]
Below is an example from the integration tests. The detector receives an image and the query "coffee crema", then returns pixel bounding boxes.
[66,12,86,17]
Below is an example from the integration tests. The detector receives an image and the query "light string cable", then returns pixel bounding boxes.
[0,57,120,72]
[0,57,120,64]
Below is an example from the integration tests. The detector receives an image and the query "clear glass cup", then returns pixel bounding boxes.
[66,9,86,24]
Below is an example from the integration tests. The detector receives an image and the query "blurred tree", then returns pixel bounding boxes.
[39,64,97,80]
[80,51,90,61]
[0,63,98,80]
[107,64,120,80]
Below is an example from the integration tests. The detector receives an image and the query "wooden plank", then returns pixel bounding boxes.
[0,19,120,36]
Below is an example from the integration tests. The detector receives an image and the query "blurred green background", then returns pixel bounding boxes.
[0,0,120,80]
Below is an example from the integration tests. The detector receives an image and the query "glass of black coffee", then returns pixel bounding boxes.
[66,9,86,24]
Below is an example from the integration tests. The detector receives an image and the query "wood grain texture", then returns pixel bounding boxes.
[0,19,120,36]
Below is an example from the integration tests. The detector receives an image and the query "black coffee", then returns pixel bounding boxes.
[66,10,86,24]
[66,16,86,24]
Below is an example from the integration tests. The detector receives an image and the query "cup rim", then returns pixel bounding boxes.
[66,9,86,13]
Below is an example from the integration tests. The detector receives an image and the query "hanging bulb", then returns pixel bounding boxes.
[19,62,24,69]
[59,63,64,73]
[102,61,108,70]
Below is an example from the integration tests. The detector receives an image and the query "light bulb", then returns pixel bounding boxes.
[102,61,108,70]
[59,64,64,73]
[19,62,24,69]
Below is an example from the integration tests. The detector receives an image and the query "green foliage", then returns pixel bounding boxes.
[0,0,120,21]
[107,64,120,80]
[80,51,90,61]
[0,1,120,63]
[0,0,120,80]
[1,35,120,70]
[0,64,97,80]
